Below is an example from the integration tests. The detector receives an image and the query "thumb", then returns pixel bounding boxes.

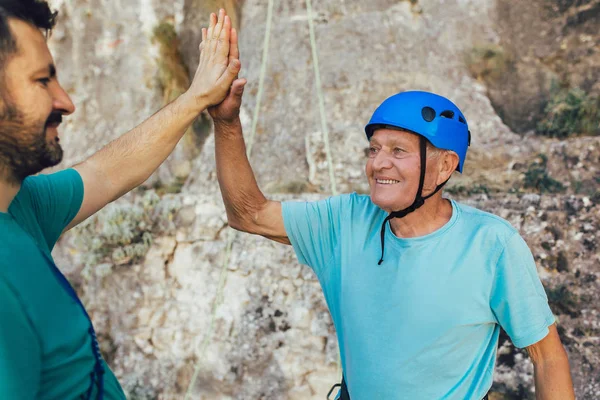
[217,59,242,89]
[230,78,247,98]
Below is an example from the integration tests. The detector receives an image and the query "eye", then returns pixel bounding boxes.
[37,77,51,86]
[368,146,379,157]
[393,147,405,155]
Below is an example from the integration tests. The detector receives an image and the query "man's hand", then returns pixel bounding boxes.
[208,24,247,124]
[183,9,241,112]
[65,9,245,232]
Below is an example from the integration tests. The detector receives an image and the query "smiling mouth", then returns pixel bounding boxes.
[376,179,400,184]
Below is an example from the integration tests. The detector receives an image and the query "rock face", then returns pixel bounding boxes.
[479,0,600,133]
[48,0,599,398]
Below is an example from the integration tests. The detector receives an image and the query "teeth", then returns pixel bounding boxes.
[377,179,399,184]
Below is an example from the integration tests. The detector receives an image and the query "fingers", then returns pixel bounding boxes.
[229,28,239,63]
[210,9,226,54]
[205,12,216,43]
[215,15,231,61]
[199,28,207,55]
[213,9,225,39]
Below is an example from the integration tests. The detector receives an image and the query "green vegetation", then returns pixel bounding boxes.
[545,284,580,318]
[537,85,600,138]
[466,44,511,82]
[152,21,189,103]
[152,20,210,161]
[72,191,181,277]
[445,183,491,197]
[521,154,565,194]
[267,180,319,194]
[153,175,187,195]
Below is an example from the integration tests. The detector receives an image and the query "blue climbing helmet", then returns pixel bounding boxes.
[365,91,472,265]
[365,90,470,172]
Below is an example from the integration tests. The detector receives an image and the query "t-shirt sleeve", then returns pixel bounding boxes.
[20,168,84,250]
[490,232,556,348]
[0,279,42,398]
[281,194,348,277]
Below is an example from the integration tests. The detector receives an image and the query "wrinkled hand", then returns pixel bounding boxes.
[185,9,241,111]
[208,24,247,124]
[208,79,246,124]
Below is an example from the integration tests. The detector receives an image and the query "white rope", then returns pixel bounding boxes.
[306,0,338,195]
[306,0,342,378]
[184,1,274,397]
[247,0,275,156]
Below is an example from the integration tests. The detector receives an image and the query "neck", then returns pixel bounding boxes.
[388,193,452,239]
[0,177,21,213]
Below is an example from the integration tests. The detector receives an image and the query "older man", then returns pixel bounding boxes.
[0,1,239,398]
[210,80,576,397]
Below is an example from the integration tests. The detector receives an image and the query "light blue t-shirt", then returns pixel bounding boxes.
[282,193,555,400]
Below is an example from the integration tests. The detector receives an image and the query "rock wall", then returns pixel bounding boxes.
[48,0,599,398]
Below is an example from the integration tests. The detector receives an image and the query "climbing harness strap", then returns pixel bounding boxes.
[41,251,105,400]
[328,376,490,400]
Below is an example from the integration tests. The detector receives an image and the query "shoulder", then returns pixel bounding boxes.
[453,200,519,247]
[345,192,384,214]
[23,169,83,195]
[282,192,383,227]
[12,170,74,210]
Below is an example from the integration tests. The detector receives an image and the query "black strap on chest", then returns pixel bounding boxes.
[377,137,449,265]
[328,376,490,400]
[41,252,105,400]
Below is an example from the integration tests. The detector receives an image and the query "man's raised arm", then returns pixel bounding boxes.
[65,9,240,231]
[209,73,289,244]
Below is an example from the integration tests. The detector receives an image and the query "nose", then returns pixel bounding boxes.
[372,150,392,171]
[51,80,76,115]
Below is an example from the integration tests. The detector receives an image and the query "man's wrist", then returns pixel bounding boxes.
[177,91,209,117]
[213,116,242,131]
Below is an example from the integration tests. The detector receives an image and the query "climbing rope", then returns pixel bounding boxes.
[306,0,342,376]
[306,0,338,195]
[246,0,275,155]
[186,1,340,396]
[184,1,274,398]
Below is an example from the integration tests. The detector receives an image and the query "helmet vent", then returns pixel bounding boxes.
[458,116,466,124]
[421,106,436,122]
[440,110,455,119]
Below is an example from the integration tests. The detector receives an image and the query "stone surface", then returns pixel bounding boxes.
[48,0,599,398]
[483,0,600,133]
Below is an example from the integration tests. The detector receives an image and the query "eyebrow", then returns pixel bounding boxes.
[32,63,56,78]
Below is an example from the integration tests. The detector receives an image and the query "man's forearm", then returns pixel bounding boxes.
[214,117,267,230]
[533,351,575,399]
[81,93,204,201]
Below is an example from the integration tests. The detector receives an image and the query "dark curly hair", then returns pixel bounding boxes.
[0,0,57,67]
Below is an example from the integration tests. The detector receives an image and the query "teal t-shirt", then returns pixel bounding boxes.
[282,193,555,400]
[0,169,125,399]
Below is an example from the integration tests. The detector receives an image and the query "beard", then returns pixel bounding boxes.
[0,102,63,184]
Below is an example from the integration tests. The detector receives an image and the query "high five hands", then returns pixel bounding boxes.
[183,9,246,114]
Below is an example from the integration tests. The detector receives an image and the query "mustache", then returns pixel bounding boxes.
[45,111,63,126]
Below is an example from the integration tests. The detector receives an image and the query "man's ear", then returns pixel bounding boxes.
[437,151,459,185]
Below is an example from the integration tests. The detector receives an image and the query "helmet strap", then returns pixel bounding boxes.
[377,137,450,265]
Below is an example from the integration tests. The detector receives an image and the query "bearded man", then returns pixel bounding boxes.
[0,1,240,398]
